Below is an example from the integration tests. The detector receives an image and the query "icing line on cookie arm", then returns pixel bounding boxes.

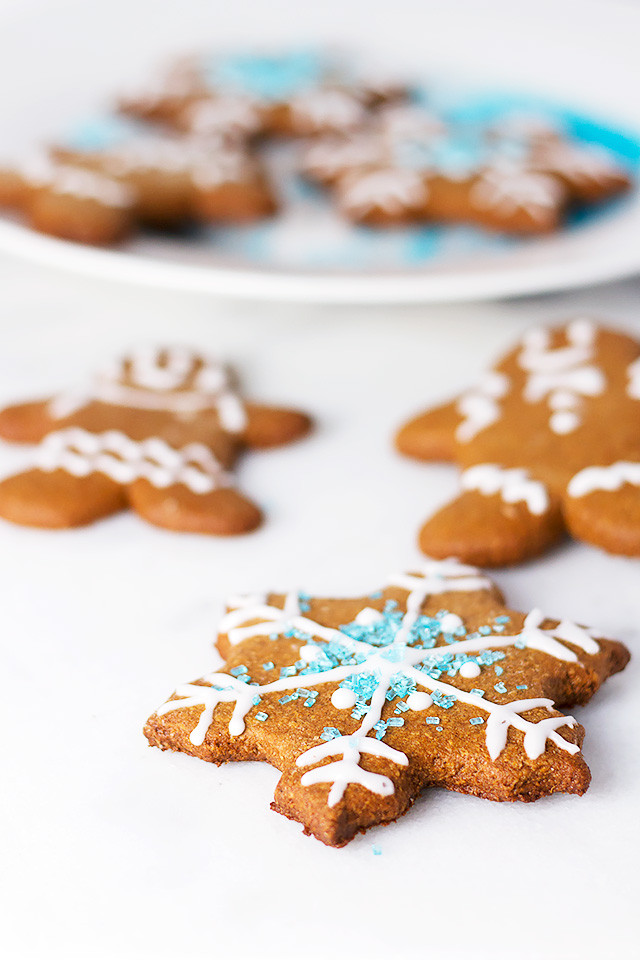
[568,461,640,498]
[461,464,550,515]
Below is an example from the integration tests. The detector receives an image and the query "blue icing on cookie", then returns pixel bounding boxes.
[202,50,327,101]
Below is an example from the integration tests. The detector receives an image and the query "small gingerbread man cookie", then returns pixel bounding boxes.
[396,319,640,564]
[144,558,629,847]
[0,347,311,534]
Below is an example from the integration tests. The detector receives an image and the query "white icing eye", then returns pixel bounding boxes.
[355,607,384,626]
[439,613,463,634]
[459,661,481,679]
[406,691,433,711]
[299,644,320,663]
[331,688,357,710]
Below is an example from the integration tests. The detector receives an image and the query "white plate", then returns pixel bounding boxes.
[0,0,640,302]
[0,0,639,302]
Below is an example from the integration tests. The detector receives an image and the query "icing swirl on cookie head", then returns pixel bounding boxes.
[50,346,247,432]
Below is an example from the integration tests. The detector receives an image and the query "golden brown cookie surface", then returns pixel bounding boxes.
[396,319,640,564]
[144,559,629,847]
[0,346,311,534]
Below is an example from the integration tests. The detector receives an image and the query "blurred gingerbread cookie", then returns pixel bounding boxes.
[396,318,640,564]
[0,347,311,534]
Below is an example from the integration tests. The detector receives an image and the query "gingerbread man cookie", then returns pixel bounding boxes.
[396,319,640,564]
[144,558,629,847]
[0,347,311,534]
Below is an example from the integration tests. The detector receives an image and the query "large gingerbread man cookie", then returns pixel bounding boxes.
[144,559,629,847]
[0,347,311,534]
[396,319,640,564]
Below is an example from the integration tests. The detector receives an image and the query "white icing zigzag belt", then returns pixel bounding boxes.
[34,428,231,494]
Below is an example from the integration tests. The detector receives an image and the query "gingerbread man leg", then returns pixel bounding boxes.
[0,468,125,528]
[563,462,640,556]
[128,481,262,535]
[419,467,566,567]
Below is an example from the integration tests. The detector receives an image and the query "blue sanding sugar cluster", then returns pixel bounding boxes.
[229,604,520,742]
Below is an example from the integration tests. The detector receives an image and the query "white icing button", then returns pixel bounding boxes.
[459,661,481,679]
[440,612,463,634]
[406,691,433,711]
[331,688,357,710]
[299,644,320,663]
[354,607,383,626]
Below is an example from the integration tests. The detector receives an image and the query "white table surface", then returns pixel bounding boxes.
[0,250,638,960]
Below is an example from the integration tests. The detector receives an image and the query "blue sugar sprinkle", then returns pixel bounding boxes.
[395,701,409,713]
[425,717,441,725]
[278,694,295,705]
[304,698,316,707]
[436,726,444,732]
[516,684,528,690]
[320,726,341,741]
[514,639,526,650]
[237,675,251,684]
[387,718,404,727]
[230,665,248,676]
[372,845,382,856]
[495,615,511,624]
[280,665,297,678]
[470,717,484,725]
[255,712,269,721]
[432,689,457,709]
[494,681,507,694]
[269,633,278,640]
[252,694,262,706]
[479,626,491,636]
[370,591,383,600]
[262,661,275,671]
[470,688,485,697]
[454,625,466,637]
[494,665,504,676]
[494,625,505,632]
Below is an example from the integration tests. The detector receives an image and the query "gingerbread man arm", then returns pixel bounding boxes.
[0,398,59,444]
[419,468,566,567]
[240,402,312,449]
[395,399,462,462]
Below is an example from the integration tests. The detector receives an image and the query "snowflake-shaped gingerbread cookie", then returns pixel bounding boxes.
[0,346,311,534]
[396,318,640,564]
[144,558,628,847]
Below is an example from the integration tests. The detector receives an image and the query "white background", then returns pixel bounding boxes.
[0,2,639,959]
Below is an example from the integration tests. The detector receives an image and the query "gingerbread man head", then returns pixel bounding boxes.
[0,346,311,534]
[396,319,640,564]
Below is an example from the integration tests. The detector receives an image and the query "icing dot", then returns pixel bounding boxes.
[355,607,384,626]
[299,644,320,663]
[459,661,481,679]
[406,691,433,711]
[550,410,580,434]
[440,612,463,634]
[331,687,357,710]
